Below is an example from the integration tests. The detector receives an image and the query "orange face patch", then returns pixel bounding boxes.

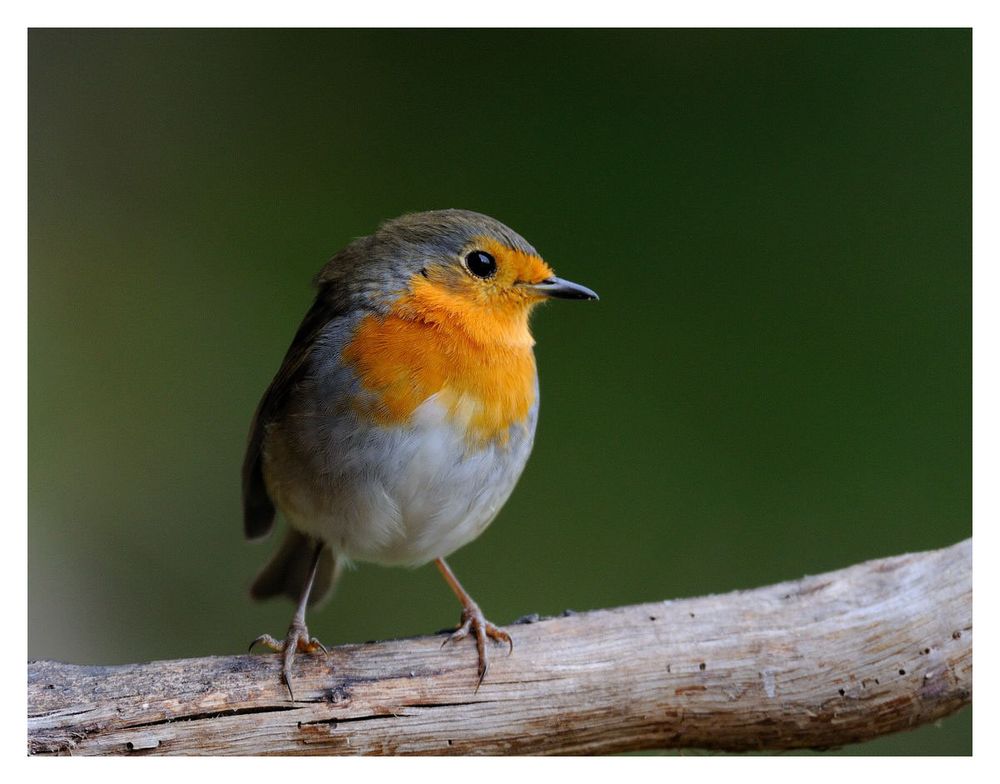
[470,236,555,289]
[341,240,549,446]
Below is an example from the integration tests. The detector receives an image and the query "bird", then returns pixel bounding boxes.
[243,209,597,699]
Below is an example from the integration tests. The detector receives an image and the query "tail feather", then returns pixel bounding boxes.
[250,529,338,607]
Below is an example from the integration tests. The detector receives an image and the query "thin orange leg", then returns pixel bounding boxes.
[249,541,329,701]
[435,557,512,688]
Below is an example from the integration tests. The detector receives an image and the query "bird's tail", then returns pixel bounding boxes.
[250,529,340,607]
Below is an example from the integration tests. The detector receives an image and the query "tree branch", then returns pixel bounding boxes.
[28,539,971,755]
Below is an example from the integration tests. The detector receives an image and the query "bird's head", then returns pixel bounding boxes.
[320,209,597,346]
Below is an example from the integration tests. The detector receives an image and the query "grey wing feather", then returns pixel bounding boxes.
[241,289,343,539]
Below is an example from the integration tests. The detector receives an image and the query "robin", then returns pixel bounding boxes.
[244,209,597,698]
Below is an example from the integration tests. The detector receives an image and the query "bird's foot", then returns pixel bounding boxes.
[249,621,329,702]
[442,602,513,689]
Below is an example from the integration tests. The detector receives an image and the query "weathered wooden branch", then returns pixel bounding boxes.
[28,539,971,755]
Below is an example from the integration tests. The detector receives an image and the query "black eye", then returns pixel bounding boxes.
[464,250,497,279]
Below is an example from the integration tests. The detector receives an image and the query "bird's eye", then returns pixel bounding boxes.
[464,250,497,279]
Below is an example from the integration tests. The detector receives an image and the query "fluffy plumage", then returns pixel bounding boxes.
[244,210,555,601]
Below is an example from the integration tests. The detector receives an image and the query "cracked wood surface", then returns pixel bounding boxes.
[27,539,971,755]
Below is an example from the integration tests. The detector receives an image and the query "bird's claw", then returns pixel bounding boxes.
[442,604,513,690]
[248,621,329,702]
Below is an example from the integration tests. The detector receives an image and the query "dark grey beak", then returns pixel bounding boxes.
[525,276,599,301]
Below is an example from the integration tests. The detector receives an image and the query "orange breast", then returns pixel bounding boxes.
[341,276,538,447]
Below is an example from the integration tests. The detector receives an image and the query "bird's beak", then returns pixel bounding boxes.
[524,276,599,301]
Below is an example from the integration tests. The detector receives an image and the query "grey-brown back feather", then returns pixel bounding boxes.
[241,284,349,539]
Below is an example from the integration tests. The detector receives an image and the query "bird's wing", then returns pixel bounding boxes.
[241,291,344,539]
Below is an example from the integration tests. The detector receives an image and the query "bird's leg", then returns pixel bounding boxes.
[435,557,512,689]
[249,541,329,701]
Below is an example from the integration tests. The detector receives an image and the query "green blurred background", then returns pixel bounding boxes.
[28,29,970,754]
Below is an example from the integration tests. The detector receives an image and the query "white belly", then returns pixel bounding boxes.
[266,395,537,567]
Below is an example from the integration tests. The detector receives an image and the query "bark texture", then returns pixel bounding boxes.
[28,539,972,755]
